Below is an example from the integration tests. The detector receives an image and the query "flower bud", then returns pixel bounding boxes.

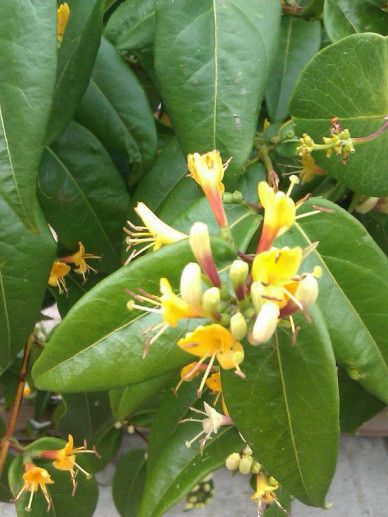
[355,196,379,214]
[230,312,248,341]
[239,454,253,475]
[202,287,221,316]
[251,461,261,474]
[180,262,202,307]
[250,302,279,345]
[375,197,388,214]
[189,223,220,286]
[295,274,319,307]
[243,445,252,455]
[250,281,265,312]
[229,260,249,291]
[225,452,241,471]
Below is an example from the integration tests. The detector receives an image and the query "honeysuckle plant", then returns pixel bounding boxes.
[0,1,387,516]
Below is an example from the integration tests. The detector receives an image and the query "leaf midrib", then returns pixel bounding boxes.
[45,146,118,260]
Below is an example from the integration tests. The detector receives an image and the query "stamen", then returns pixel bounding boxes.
[312,204,335,213]
[282,287,304,311]
[295,210,321,220]
[197,354,216,396]
[302,241,319,260]
[74,462,92,479]
[185,430,206,448]
[26,489,34,512]
[286,175,300,197]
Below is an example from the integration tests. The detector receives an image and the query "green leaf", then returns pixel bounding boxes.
[53,273,103,318]
[110,373,173,421]
[300,0,325,18]
[58,392,113,442]
[38,121,130,273]
[265,17,321,122]
[113,448,147,517]
[290,33,388,196]
[282,198,388,403]
[105,0,156,51]
[8,437,98,517]
[0,200,56,369]
[356,210,388,255]
[154,0,281,186]
[237,162,267,204]
[46,0,105,143]
[338,368,385,434]
[140,382,243,517]
[88,426,123,473]
[32,238,236,392]
[0,0,57,230]
[323,0,388,41]
[222,308,339,507]
[76,38,157,180]
[130,136,187,213]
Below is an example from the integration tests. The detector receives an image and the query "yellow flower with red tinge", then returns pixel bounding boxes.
[14,463,54,512]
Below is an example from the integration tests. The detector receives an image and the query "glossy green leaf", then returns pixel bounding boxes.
[105,0,156,51]
[0,0,57,230]
[110,373,173,421]
[300,0,325,18]
[356,210,388,255]
[282,198,388,403]
[76,38,157,180]
[130,136,187,213]
[0,200,56,369]
[237,162,267,204]
[38,121,130,273]
[265,17,321,122]
[54,273,103,318]
[323,0,388,41]
[58,392,113,442]
[223,308,339,507]
[338,368,385,434]
[88,426,123,473]
[290,33,388,196]
[113,448,147,517]
[32,238,236,392]
[46,0,105,143]
[8,437,98,517]
[140,382,243,517]
[154,0,281,185]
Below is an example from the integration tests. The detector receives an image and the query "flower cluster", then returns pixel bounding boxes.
[13,435,97,512]
[125,150,323,452]
[48,242,100,294]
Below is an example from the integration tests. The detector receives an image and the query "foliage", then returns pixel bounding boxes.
[0,1,387,516]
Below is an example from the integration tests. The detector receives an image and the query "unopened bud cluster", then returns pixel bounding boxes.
[225,446,261,475]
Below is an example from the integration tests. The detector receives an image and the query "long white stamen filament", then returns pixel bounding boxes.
[198,354,216,395]
[295,210,321,220]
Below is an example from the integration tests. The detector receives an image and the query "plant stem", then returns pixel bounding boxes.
[0,337,33,476]
[259,147,279,189]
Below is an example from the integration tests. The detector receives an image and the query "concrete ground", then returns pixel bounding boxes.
[1,435,387,516]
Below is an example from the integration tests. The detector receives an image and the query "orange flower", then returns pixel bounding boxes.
[14,463,54,512]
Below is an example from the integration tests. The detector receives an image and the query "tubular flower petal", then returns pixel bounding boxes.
[187,151,228,227]
[177,324,244,373]
[48,261,71,293]
[125,203,187,262]
[299,154,325,183]
[250,303,280,345]
[180,262,202,308]
[257,182,296,252]
[189,222,221,287]
[160,278,203,327]
[14,463,54,512]
[57,2,70,41]
[61,242,100,280]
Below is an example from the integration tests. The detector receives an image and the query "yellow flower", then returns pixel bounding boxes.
[62,242,100,280]
[14,463,54,512]
[187,151,228,227]
[299,154,325,183]
[160,278,203,327]
[178,324,244,374]
[125,202,186,262]
[174,361,209,393]
[252,247,302,299]
[57,2,70,41]
[48,260,71,293]
[251,472,280,510]
[257,182,296,252]
[40,435,96,494]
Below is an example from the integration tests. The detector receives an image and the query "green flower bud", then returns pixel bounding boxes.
[250,461,261,474]
[219,313,231,327]
[223,192,234,204]
[202,287,220,316]
[232,190,243,203]
[225,452,241,471]
[239,455,253,475]
[230,312,248,340]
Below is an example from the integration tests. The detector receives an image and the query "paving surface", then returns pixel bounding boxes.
[1,436,387,516]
